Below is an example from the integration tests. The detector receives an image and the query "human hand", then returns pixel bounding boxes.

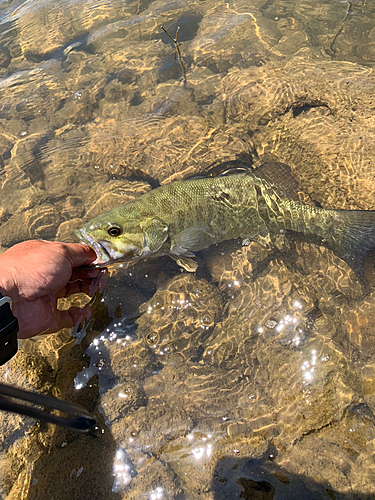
[0,240,105,339]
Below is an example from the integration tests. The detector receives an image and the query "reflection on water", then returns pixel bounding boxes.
[1,0,375,498]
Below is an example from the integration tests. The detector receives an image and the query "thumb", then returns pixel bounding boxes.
[64,243,97,268]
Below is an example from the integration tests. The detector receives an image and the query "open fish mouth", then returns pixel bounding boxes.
[74,228,113,266]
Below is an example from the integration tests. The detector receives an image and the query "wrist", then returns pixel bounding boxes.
[0,255,17,302]
[0,276,11,297]
[0,254,19,363]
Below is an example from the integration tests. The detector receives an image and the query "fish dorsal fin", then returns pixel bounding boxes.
[185,157,302,201]
[252,162,301,201]
[184,155,254,181]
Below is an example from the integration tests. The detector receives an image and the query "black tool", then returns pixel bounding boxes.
[0,383,96,432]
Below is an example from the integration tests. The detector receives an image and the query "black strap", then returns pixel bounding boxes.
[0,294,18,366]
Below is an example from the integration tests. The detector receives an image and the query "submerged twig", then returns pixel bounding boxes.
[161,25,187,86]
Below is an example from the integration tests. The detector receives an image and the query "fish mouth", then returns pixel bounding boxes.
[74,228,114,266]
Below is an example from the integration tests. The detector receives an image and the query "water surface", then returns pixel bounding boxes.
[1,0,375,498]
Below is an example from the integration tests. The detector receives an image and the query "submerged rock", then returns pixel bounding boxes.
[137,274,223,362]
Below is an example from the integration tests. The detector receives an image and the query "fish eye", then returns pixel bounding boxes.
[107,224,122,237]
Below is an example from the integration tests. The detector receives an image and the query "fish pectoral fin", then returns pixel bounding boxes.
[170,226,208,255]
[170,254,198,272]
[141,217,169,252]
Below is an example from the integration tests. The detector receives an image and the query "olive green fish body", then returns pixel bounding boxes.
[75,173,375,276]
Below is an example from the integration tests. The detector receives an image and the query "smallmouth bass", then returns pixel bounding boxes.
[75,165,375,277]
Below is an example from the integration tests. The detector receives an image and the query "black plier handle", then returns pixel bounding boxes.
[0,383,95,432]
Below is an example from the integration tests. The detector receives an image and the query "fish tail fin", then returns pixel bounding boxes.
[333,209,375,279]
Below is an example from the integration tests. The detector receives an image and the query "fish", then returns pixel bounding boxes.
[74,162,375,278]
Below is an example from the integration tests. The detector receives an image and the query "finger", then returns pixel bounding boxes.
[44,305,92,334]
[55,276,107,299]
[78,276,107,296]
[55,281,82,299]
[63,243,97,268]
[69,267,106,282]
[66,277,105,297]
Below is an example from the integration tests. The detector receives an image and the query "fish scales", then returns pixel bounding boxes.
[133,175,263,245]
[75,172,375,277]
[111,175,339,246]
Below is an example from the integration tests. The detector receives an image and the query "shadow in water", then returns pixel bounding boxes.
[212,454,370,500]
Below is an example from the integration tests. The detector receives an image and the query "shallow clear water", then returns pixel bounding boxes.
[1,0,375,498]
